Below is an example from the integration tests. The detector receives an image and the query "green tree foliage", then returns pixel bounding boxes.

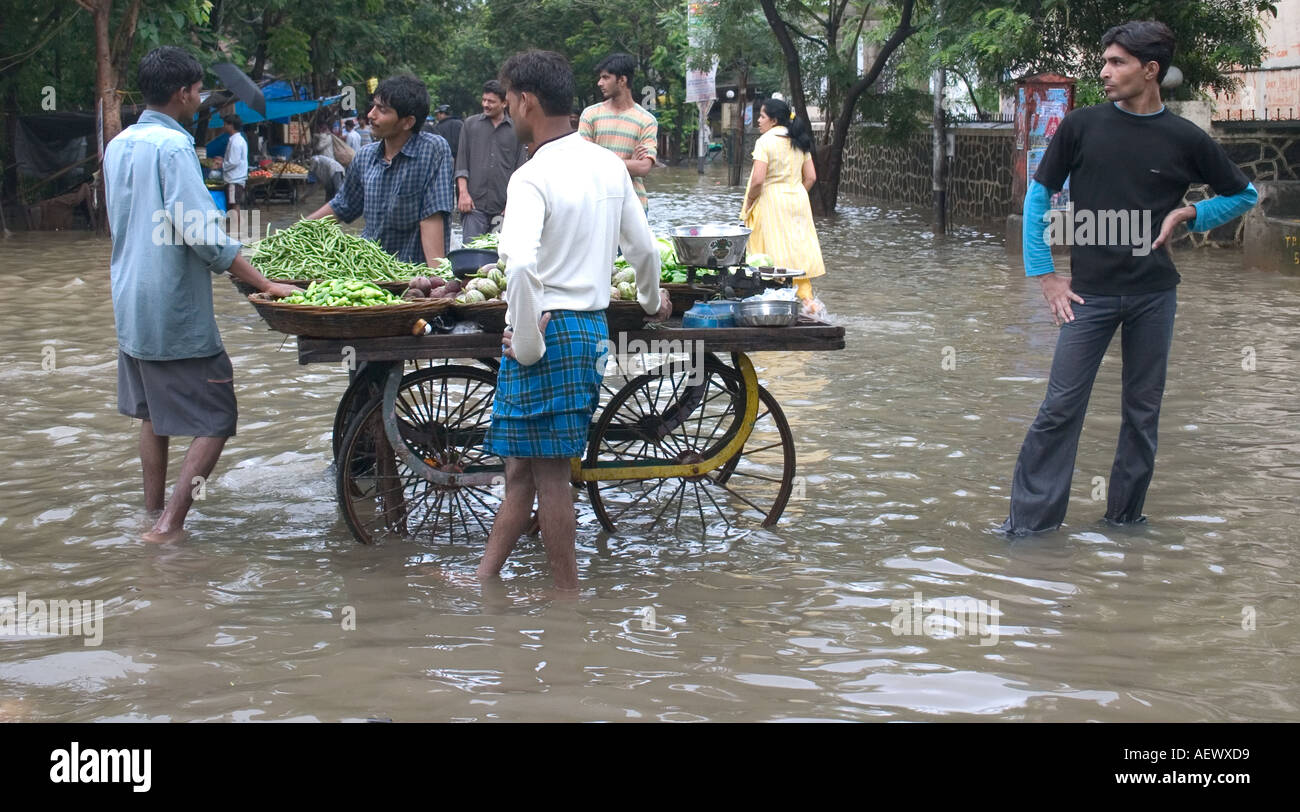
[940,0,1276,99]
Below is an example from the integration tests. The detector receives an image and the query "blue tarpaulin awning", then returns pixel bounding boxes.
[198,94,345,126]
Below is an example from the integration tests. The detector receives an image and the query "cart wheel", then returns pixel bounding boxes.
[336,365,503,544]
[331,362,391,460]
[584,356,795,535]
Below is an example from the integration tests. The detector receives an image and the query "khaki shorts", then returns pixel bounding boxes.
[117,350,238,437]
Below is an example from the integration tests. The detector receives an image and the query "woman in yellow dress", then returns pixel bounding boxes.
[740,98,826,308]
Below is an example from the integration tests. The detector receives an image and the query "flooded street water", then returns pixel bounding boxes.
[1,165,1297,722]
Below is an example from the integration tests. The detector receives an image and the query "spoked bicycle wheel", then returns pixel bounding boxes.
[331,359,502,460]
[336,365,504,544]
[584,355,795,535]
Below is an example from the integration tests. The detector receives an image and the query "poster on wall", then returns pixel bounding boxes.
[1025,86,1071,209]
[1026,147,1071,210]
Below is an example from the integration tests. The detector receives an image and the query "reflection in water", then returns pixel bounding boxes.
[0,167,1297,721]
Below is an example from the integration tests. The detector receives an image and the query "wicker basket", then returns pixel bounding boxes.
[450,299,509,333]
[230,275,411,297]
[247,293,454,338]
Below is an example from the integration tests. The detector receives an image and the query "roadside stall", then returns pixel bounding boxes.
[237,220,844,544]
[200,91,345,205]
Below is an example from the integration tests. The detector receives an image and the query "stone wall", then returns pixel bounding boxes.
[839,127,931,210]
[840,124,1016,224]
[1184,122,1300,247]
[840,119,1300,244]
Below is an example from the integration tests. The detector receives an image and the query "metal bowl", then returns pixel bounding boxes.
[734,299,800,327]
[669,224,751,269]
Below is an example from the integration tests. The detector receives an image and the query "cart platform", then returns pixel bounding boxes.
[296,319,845,364]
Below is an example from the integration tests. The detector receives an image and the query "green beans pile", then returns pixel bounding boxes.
[248,217,454,282]
[463,232,499,250]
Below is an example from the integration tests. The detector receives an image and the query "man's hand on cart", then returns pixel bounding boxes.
[501,312,552,361]
[650,289,672,322]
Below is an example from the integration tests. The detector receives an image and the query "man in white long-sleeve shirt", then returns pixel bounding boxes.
[219,114,248,222]
[479,49,671,591]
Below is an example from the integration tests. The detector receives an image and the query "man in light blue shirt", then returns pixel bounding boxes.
[105,46,297,544]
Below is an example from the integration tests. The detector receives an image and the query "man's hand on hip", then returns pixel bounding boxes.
[1039,272,1084,326]
[501,313,551,361]
[1152,205,1196,251]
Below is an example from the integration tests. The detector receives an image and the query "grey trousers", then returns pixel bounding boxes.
[1002,288,1178,534]
[460,209,502,242]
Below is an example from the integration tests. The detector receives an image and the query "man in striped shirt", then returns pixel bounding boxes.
[578,53,657,211]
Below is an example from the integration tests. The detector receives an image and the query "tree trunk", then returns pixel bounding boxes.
[761,0,918,215]
[729,69,747,187]
[251,11,273,82]
[90,0,119,145]
[88,0,117,235]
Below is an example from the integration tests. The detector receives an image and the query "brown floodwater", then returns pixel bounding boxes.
[0,166,1297,722]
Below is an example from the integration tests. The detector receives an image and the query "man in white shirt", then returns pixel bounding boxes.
[479,49,671,591]
[219,114,248,221]
[344,118,363,152]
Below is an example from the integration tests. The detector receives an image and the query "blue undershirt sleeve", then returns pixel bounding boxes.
[1190,183,1258,232]
[1022,180,1055,276]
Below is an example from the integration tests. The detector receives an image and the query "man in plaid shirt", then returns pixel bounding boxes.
[307,75,455,264]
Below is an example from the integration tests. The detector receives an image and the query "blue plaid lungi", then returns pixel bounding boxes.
[485,309,608,458]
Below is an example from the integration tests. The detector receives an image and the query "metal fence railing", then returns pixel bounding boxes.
[1212,107,1300,122]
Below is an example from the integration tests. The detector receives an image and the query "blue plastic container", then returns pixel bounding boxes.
[269,145,294,160]
[681,300,737,328]
[209,188,227,213]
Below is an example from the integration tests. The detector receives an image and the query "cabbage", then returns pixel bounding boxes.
[656,235,680,268]
[747,253,775,267]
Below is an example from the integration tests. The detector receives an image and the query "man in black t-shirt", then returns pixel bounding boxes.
[1001,21,1257,535]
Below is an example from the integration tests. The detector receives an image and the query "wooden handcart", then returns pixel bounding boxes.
[294,321,845,544]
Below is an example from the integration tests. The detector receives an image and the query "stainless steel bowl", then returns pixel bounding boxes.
[734,299,800,327]
[669,225,752,269]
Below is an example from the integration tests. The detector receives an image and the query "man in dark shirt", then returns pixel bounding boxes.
[305,75,455,264]
[455,80,529,241]
[433,105,463,162]
[1001,20,1258,535]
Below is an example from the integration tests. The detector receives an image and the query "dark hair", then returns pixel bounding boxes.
[482,79,506,100]
[373,74,430,132]
[499,51,574,117]
[596,53,636,87]
[760,98,814,154]
[138,46,203,106]
[1101,20,1176,83]
[222,114,243,130]
[344,119,355,129]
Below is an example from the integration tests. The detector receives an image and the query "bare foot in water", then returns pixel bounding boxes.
[419,565,484,589]
[142,525,188,544]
